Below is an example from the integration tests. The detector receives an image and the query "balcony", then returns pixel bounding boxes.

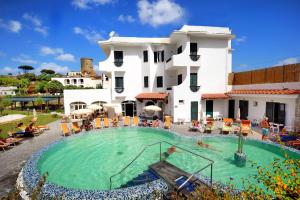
[189,53,200,61]
[114,59,123,67]
[190,86,200,92]
[114,87,124,93]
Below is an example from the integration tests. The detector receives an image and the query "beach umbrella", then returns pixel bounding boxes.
[71,108,93,116]
[143,105,162,112]
[88,104,102,110]
[236,108,241,121]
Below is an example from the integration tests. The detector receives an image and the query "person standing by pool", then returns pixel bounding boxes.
[261,117,270,140]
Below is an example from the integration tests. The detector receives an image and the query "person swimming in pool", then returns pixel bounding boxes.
[161,146,176,160]
[197,140,220,152]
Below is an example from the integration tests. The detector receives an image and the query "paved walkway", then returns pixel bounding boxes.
[0,114,26,124]
[0,120,263,198]
[0,120,63,198]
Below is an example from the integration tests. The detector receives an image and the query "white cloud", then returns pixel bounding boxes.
[11,54,38,65]
[23,13,48,36]
[37,62,71,74]
[118,14,136,23]
[0,19,22,33]
[276,57,299,66]
[73,26,104,43]
[239,64,248,67]
[137,0,184,27]
[235,36,247,45]
[56,53,76,62]
[2,67,17,75]
[72,0,113,9]
[40,46,64,56]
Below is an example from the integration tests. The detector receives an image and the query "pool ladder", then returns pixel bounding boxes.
[109,141,214,190]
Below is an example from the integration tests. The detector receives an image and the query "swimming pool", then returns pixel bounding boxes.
[22,127,300,198]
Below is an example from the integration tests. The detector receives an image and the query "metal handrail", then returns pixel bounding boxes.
[109,141,214,189]
[109,141,162,189]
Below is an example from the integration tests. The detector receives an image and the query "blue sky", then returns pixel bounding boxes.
[0,0,299,75]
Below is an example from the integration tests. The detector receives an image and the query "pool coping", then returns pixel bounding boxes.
[19,127,300,199]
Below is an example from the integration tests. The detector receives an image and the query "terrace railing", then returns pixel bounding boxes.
[109,141,214,190]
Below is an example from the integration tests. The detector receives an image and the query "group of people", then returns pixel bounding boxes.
[141,118,160,127]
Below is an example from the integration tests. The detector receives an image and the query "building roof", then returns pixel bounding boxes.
[135,92,168,100]
[227,89,300,95]
[201,93,229,100]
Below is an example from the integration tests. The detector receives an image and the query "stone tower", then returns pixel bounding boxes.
[81,57,96,77]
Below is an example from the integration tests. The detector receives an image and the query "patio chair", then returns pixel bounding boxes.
[269,122,279,133]
[164,116,171,129]
[103,117,109,128]
[71,122,81,133]
[60,123,71,136]
[132,116,139,126]
[124,116,130,126]
[222,118,233,134]
[241,120,251,136]
[189,120,200,132]
[95,118,102,129]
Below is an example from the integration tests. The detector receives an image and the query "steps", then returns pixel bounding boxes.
[120,169,159,188]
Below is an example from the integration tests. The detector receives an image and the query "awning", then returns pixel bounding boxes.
[201,93,229,100]
[135,92,168,101]
[227,89,300,95]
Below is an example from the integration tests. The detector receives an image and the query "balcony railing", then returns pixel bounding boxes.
[189,53,200,61]
[190,85,200,92]
[114,59,123,67]
[115,87,124,93]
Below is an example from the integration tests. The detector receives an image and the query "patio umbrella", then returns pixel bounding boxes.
[88,104,102,110]
[71,108,93,116]
[32,108,37,122]
[236,108,241,121]
[143,105,162,112]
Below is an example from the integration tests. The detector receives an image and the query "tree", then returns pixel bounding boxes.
[40,69,55,74]
[0,98,12,115]
[18,65,34,74]
[46,80,63,94]
[34,97,44,111]
[35,81,48,93]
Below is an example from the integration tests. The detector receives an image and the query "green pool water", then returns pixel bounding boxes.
[38,128,299,190]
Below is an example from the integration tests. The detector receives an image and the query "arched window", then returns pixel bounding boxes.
[70,101,87,112]
[92,101,107,106]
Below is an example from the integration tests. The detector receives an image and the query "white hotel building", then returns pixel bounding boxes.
[64,25,300,132]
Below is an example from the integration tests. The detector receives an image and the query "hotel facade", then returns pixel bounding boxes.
[64,25,300,132]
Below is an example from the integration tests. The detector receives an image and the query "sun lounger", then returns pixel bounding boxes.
[287,140,300,149]
[2,138,23,145]
[241,120,251,136]
[0,141,12,151]
[132,116,139,126]
[103,118,109,128]
[61,123,71,136]
[164,116,171,129]
[95,118,102,129]
[222,118,233,134]
[72,122,81,133]
[205,118,214,133]
[124,116,130,126]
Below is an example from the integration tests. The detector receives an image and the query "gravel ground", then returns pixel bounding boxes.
[0,120,263,198]
[0,120,63,198]
[0,114,26,124]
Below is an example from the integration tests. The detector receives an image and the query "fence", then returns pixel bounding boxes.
[228,63,300,85]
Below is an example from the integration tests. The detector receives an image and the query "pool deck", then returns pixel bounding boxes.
[0,120,264,198]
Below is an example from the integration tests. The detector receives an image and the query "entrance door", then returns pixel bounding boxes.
[239,100,249,120]
[191,101,198,121]
[125,103,134,117]
[266,102,285,124]
[206,100,213,117]
[228,100,235,118]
